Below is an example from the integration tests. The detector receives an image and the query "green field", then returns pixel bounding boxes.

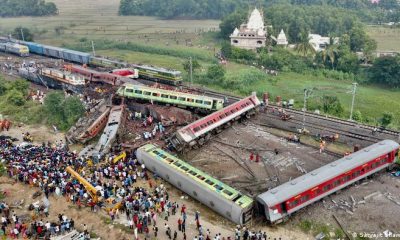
[0,0,220,47]
[367,26,400,51]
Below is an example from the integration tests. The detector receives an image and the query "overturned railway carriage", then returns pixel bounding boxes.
[0,42,29,57]
[169,95,261,151]
[117,84,224,112]
[137,144,254,225]
[257,140,399,223]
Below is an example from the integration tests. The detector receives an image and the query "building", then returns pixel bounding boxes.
[230,8,267,50]
[276,29,288,46]
[308,34,339,52]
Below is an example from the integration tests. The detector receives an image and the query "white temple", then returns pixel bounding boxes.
[276,29,288,46]
[230,8,267,50]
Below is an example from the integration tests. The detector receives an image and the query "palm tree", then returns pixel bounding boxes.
[322,36,338,69]
[295,31,316,57]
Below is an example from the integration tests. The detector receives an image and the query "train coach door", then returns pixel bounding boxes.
[212,100,218,110]
[281,202,288,214]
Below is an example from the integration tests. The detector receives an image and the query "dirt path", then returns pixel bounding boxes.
[2,124,65,144]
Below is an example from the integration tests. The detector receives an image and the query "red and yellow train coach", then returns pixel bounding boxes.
[257,139,399,223]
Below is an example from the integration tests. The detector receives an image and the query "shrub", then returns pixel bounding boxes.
[7,89,26,106]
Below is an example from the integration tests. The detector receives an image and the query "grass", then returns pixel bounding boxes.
[199,67,400,128]
[366,25,400,51]
[0,79,45,125]
[298,219,346,240]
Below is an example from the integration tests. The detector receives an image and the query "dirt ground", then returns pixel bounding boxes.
[184,122,337,197]
[2,124,65,144]
[183,119,400,237]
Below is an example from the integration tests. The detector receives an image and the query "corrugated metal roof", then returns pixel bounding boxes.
[257,140,399,206]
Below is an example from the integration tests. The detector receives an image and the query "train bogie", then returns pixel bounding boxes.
[137,144,253,225]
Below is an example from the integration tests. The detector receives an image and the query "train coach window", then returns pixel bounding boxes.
[161,94,168,98]
[300,195,309,202]
[196,175,205,181]
[193,191,198,197]
[170,96,177,100]
[333,180,340,187]
[144,91,151,95]
[152,93,158,97]
[223,190,233,196]
[204,101,211,105]
[179,97,186,101]
[193,127,201,132]
[187,98,193,102]
[173,162,182,167]
[166,158,174,164]
[125,89,134,93]
[205,179,214,186]
[195,100,203,104]
[323,185,329,192]
[181,166,189,172]
[188,170,197,176]
[215,185,224,191]
[207,120,214,125]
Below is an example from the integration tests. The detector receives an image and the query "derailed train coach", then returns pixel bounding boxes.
[136,144,254,225]
[256,140,399,224]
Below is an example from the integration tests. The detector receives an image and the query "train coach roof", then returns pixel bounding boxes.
[138,144,254,208]
[63,49,91,57]
[122,84,224,101]
[131,64,181,74]
[257,140,399,206]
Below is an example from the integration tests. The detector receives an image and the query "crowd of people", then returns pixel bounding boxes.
[1,198,80,239]
[0,136,282,240]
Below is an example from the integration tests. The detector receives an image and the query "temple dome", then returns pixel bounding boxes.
[247,8,264,30]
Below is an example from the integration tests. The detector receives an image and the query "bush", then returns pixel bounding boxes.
[43,91,85,130]
[9,79,30,95]
[7,89,26,106]
[0,80,7,96]
[352,110,362,121]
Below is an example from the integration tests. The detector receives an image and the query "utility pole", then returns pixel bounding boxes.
[189,57,193,86]
[91,41,96,56]
[349,82,358,121]
[20,28,25,41]
[302,88,312,130]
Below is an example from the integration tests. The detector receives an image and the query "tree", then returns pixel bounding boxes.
[219,11,247,39]
[9,79,30,95]
[295,31,316,57]
[13,27,34,41]
[206,64,226,83]
[63,97,85,127]
[321,37,338,69]
[369,56,400,87]
[182,58,201,75]
[0,0,58,17]
[44,91,85,130]
[381,112,393,127]
[220,42,232,58]
[322,95,344,116]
